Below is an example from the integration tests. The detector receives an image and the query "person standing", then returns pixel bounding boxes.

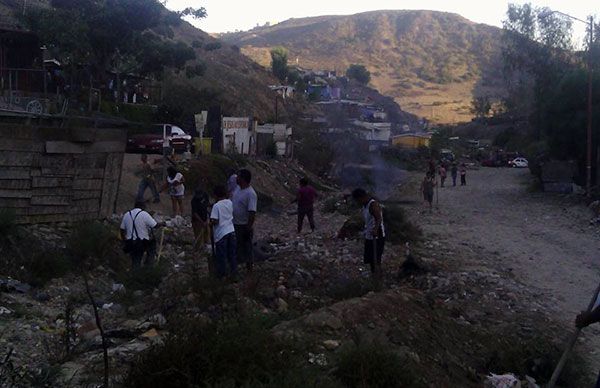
[120,201,163,269]
[136,154,160,203]
[439,164,447,188]
[161,166,185,216]
[351,188,385,277]
[210,185,237,279]
[421,172,435,211]
[294,177,317,234]
[227,170,239,198]
[191,185,210,249]
[460,163,467,186]
[451,163,458,187]
[232,169,258,272]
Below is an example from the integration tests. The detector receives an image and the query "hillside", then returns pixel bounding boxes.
[221,10,506,124]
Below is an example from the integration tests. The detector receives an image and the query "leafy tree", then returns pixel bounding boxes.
[21,0,203,85]
[346,64,371,85]
[471,96,492,118]
[270,46,289,82]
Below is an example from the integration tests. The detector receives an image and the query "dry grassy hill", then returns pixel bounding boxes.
[221,10,506,124]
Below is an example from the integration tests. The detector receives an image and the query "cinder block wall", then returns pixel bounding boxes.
[0,125,126,224]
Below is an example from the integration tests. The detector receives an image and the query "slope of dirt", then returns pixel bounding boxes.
[221,10,506,124]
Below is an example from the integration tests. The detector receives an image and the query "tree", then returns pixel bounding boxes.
[21,0,203,84]
[471,96,492,118]
[346,64,371,85]
[270,46,288,82]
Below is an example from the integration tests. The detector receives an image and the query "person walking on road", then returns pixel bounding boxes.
[232,169,258,272]
[210,185,238,279]
[293,177,317,234]
[421,172,435,211]
[439,164,447,188]
[120,201,164,269]
[451,163,458,187]
[136,154,160,203]
[352,188,386,278]
[161,166,185,217]
[460,163,467,186]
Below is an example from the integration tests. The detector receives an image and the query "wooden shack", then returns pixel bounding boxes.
[0,124,126,223]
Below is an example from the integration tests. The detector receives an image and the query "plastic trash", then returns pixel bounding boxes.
[484,374,521,388]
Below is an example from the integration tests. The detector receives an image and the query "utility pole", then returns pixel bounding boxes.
[586,16,594,197]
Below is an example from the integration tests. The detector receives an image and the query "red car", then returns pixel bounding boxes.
[127,124,193,154]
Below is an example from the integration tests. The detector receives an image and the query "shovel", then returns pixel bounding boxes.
[548,281,600,388]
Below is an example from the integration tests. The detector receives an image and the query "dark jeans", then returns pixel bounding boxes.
[234,224,254,269]
[452,174,457,186]
[461,175,466,186]
[364,238,385,272]
[129,239,156,269]
[137,178,159,202]
[298,207,315,233]
[215,232,237,278]
[440,176,446,187]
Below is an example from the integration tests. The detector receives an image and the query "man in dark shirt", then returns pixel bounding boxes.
[294,177,318,234]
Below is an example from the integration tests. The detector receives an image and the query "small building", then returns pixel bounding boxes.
[221,117,254,155]
[255,123,293,157]
[392,133,432,149]
[269,85,295,99]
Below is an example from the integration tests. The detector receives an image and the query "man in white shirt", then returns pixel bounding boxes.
[231,169,258,272]
[120,201,163,269]
[210,185,237,279]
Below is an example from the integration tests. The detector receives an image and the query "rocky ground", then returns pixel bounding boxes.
[0,161,596,387]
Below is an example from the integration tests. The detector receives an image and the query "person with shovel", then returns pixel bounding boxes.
[352,188,385,278]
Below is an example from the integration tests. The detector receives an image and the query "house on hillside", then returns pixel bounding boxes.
[221,117,254,155]
[255,123,293,157]
[269,85,295,99]
[392,133,432,149]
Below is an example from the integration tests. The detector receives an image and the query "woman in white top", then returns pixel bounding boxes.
[161,166,185,216]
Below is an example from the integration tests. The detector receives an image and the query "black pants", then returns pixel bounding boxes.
[461,175,466,186]
[364,238,385,272]
[234,224,254,269]
[298,207,315,233]
[129,239,156,269]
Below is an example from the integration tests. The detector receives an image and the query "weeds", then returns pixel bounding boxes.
[382,204,422,244]
[121,265,167,291]
[125,315,305,387]
[335,340,417,388]
[26,250,71,287]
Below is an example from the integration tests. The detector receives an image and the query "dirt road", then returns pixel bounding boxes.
[407,167,600,371]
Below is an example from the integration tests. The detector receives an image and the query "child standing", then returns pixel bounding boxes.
[421,172,435,211]
[460,163,467,186]
[210,185,237,279]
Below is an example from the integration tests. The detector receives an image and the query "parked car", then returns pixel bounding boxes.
[509,157,529,168]
[126,124,192,154]
[481,159,505,167]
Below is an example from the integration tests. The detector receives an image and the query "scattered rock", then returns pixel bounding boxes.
[0,306,12,315]
[275,285,288,298]
[305,311,343,330]
[308,352,328,366]
[276,298,288,313]
[322,340,340,350]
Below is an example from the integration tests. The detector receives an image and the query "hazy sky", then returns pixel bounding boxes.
[167,0,595,44]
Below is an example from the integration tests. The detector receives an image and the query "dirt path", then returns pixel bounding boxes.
[406,167,600,372]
